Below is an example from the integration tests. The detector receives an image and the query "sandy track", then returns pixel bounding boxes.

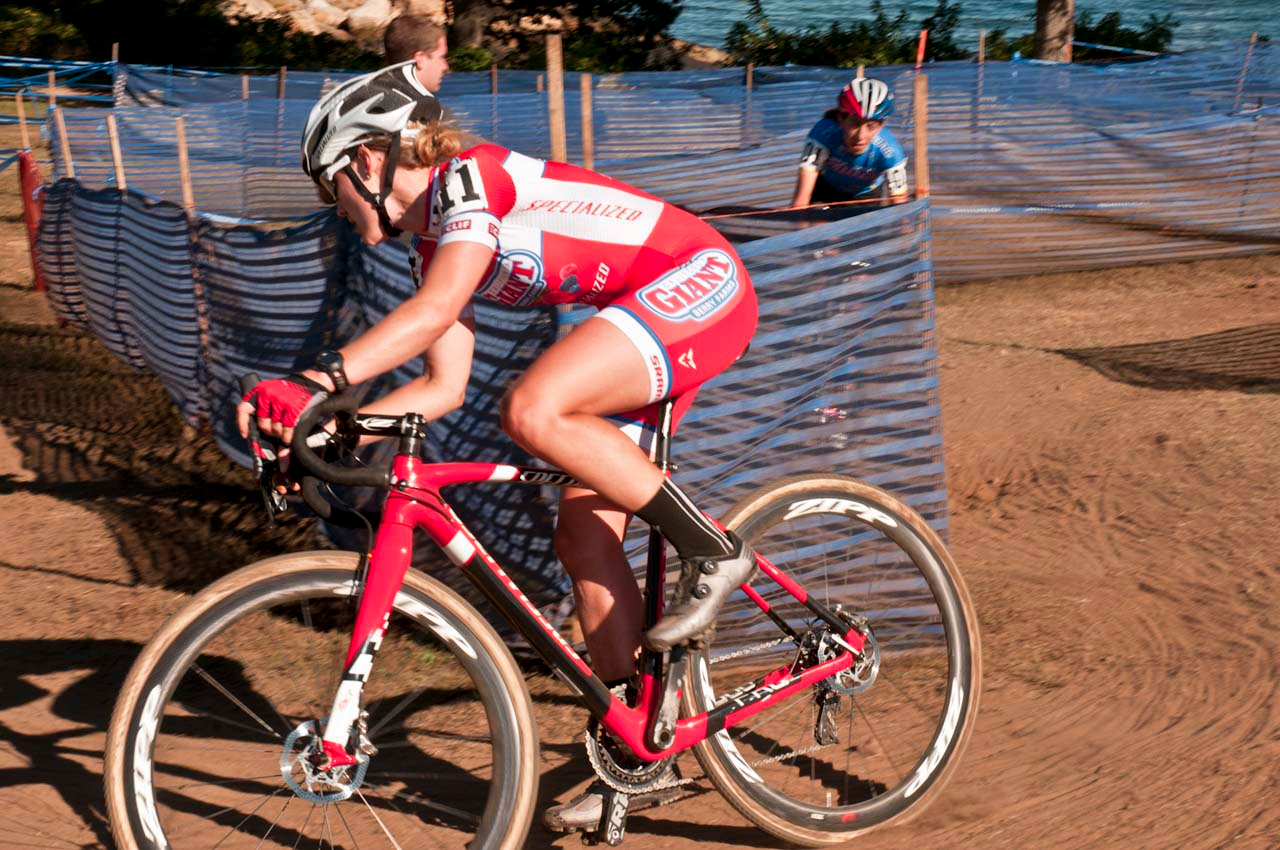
[0,254,1277,849]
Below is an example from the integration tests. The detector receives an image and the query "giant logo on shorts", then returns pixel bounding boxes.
[637,249,739,322]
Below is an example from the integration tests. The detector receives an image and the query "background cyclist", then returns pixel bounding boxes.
[382,14,450,93]
[237,65,759,832]
[790,76,910,211]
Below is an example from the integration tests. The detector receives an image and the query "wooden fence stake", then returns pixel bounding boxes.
[53,108,75,179]
[916,29,929,70]
[176,117,195,213]
[106,113,127,191]
[242,74,250,99]
[48,71,57,108]
[545,33,567,163]
[16,92,31,150]
[856,64,865,79]
[111,42,119,63]
[490,63,498,95]
[913,74,930,199]
[277,66,287,99]
[579,73,594,170]
[745,62,754,92]
[537,74,544,92]
[974,29,986,131]
[1233,32,1258,112]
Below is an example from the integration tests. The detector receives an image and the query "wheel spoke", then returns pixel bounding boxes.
[332,799,364,850]
[292,803,315,850]
[252,794,293,850]
[210,786,286,850]
[355,788,406,850]
[367,685,433,738]
[192,663,285,739]
[379,785,482,828]
[175,772,285,792]
[849,694,905,784]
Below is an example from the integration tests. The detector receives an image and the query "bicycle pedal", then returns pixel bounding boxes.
[582,789,629,846]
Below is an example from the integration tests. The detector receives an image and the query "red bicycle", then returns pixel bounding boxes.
[104,382,981,849]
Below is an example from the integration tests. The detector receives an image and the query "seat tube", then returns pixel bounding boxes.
[641,399,675,667]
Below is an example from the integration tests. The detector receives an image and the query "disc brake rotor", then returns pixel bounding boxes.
[819,629,880,696]
[280,719,370,803]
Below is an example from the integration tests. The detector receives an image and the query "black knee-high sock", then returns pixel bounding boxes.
[635,479,732,558]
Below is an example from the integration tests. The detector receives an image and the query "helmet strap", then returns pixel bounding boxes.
[340,135,404,239]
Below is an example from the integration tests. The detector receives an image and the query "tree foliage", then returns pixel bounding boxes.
[725,0,969,67]
[983,10,1178,60]
[451,0,685,71]
[0,0,685,72]
[726,1,1183,66]
[0,0,1189,73]
[0,0,384,68]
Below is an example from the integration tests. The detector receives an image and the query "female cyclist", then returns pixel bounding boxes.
[790,76,910,210]
[237,63,758,829]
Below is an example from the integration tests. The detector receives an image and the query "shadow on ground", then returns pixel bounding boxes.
[1058,323,1280,394]
[0,321,319,590]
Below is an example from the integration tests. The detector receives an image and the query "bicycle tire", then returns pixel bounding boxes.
[684,475,981,846]
[104,551,539,850]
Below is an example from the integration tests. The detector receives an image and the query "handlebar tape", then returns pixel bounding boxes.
[291,394,390,489]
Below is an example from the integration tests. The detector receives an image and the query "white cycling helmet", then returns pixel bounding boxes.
[301,61,443,223]
[838,76,894,121]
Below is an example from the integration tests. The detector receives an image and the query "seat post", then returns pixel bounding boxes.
[652,397,675,474]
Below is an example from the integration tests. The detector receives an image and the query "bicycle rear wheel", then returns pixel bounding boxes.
[684,475,980,846]
[104,551,539,850]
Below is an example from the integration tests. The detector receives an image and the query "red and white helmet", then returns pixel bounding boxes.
[838,77,894,121]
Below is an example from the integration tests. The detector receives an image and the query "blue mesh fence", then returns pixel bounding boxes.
[36,175,944,651]
[46,43,1279,280]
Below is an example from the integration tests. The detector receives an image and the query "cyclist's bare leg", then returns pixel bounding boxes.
[500,316,664,511]
[504,315,755,651]
[554,487,642,683]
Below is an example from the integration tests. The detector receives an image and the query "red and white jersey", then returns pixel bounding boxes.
[408,144,736,310]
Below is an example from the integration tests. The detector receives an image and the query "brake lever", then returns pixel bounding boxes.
[239,373,289,526]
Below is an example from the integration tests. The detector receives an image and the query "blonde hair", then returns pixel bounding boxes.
[365,120,475,170]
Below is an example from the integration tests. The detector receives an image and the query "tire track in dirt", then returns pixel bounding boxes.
[912,271,1280,850]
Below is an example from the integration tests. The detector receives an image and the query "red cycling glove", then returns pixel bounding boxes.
[242,373,328,429]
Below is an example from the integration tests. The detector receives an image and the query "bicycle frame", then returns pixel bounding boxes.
[315,443,866,771]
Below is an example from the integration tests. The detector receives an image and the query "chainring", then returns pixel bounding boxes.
[584,718,679,795]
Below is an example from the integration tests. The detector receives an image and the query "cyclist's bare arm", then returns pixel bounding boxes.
[326,240,493,388]
[790,166,819,209]
[358,315,476,428]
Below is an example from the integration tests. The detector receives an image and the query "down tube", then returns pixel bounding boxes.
[403,496,615,717]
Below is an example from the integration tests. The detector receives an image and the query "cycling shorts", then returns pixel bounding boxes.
[596,245,757,456]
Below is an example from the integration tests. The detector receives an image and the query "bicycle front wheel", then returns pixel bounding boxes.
[104,551,539,850]
[685,475,981,846]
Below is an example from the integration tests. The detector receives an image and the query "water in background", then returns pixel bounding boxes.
[671,0,1272,52]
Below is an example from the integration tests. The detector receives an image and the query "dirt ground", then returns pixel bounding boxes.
[0,203,1278,850]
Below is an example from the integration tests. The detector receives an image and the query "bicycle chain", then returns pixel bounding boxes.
[748,741,834,769]
[707,636,793,665]
[586,634,838,794]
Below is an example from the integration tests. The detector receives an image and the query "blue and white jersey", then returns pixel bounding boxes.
[798,118,908,199]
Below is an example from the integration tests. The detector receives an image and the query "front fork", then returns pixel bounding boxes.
[316,521,415,769]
